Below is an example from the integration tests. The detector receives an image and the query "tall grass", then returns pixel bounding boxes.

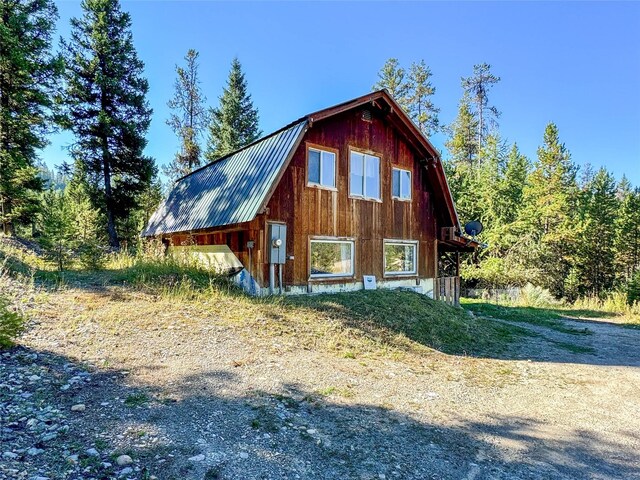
[573,291,640,321]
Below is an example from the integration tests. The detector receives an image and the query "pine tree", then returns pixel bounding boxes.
[165,49,208,181]
[406,60,439,137]
[0,0,61,235]
[61,0,155,248]
[205,58,261,161]
[373,58,410,109]
[39,188,74,271]
[461,63,501,148]
[519,123,577,297]
[574,167,618,297]
[445,94,479,166]
[615,179,640,281]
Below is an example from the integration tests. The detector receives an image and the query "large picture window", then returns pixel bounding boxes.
[308,147,336,189]
[384,241,417,276]
[310,239,354,278]
[392,168,411,200]
[350,151,380,200]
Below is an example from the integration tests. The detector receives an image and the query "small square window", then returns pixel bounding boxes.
[384,241,417,276]
[392,168,411,200]
[308,148,336,189]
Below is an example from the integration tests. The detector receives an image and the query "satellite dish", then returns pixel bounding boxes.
[464,220,484,237]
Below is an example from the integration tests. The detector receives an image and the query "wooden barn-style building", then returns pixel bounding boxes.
[143,90,479,303]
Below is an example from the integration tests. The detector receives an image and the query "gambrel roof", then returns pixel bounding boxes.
[142,90,462,237]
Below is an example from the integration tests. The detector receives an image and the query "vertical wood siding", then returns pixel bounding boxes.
[265,108,437,286]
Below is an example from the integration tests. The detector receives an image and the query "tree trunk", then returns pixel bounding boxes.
[102,157,119,249]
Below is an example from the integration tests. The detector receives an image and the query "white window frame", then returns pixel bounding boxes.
[383,239,418,277]
[309,238,355,279]
[307,146,337,190]
[349,150,381,201]
[392,167,412,201]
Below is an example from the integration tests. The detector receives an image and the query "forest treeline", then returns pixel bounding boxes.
[373,58,640,305]
[1,0,639,305]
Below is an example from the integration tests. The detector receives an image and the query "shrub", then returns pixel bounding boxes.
[517,283,558,308]
[77,240,107,270]
[0,296,26,348]
[627,271,640,306]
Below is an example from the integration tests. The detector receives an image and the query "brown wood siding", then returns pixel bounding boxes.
[266,108,437,286]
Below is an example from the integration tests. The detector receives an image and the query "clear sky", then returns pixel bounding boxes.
[45,1,640,186]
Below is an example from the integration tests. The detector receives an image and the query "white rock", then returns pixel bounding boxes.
[119,467,133,476]
[67,454,79,463]
[306,429,317,434]
[71,404,86,412]
[239,452,249,459]
[28,375,41,382]
[2,451,18,459]
[86,448,99,457]
[27,447,44,456]
[188,454,205,462]
[116,454,133,466]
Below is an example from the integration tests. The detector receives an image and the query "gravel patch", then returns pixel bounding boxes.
[2,286,640,479]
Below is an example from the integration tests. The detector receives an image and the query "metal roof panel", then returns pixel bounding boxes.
[142,120,307,237]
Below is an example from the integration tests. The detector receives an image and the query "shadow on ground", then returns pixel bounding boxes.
[3,346,639,480]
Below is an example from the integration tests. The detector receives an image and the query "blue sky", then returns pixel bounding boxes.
[45,1,640,186]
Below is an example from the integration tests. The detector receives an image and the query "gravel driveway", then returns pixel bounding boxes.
[2,287,639,480]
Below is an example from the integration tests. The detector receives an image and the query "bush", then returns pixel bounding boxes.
[627,271,640,306]
[77,241,107,270]
[517,283,558,308]
[0,296,26,349]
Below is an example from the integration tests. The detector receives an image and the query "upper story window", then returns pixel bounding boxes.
[350,151,380,201]
[392,168,412,201]
[308,147,336,189]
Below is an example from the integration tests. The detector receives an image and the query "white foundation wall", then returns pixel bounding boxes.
[235,275,435,298]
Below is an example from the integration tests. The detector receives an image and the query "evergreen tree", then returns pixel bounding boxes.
[443,95,480,225]
[461,63,500,148]
[615,179,640,281]
[205,57,261,161]
[574,167,618,297]
[373,58,410,109]
[165,49,208,181]
[519,123,577,297]
[445,94,479,166]
[0,0,61,235]
[39,188,74,271]
[406,60,439,137]
[61,0,155,248]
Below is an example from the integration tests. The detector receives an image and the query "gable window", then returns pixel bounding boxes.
[350,151,380,200]
[384,240,418,276]
[310,239,354,278]
[392,168,412,200]
[308,147,336,189]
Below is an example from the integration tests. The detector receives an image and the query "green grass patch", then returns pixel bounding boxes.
[124,392,149,407]
[551,341,595,355]
[284,290,529,357]
[461,299,594,335]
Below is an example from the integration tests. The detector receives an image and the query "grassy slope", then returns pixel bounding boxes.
[0,238,528,358]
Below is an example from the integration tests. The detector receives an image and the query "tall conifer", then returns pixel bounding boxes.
[62,0,155,248]
[205,58,261,161]
[0,0,61,235]
[166,49,208,180]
